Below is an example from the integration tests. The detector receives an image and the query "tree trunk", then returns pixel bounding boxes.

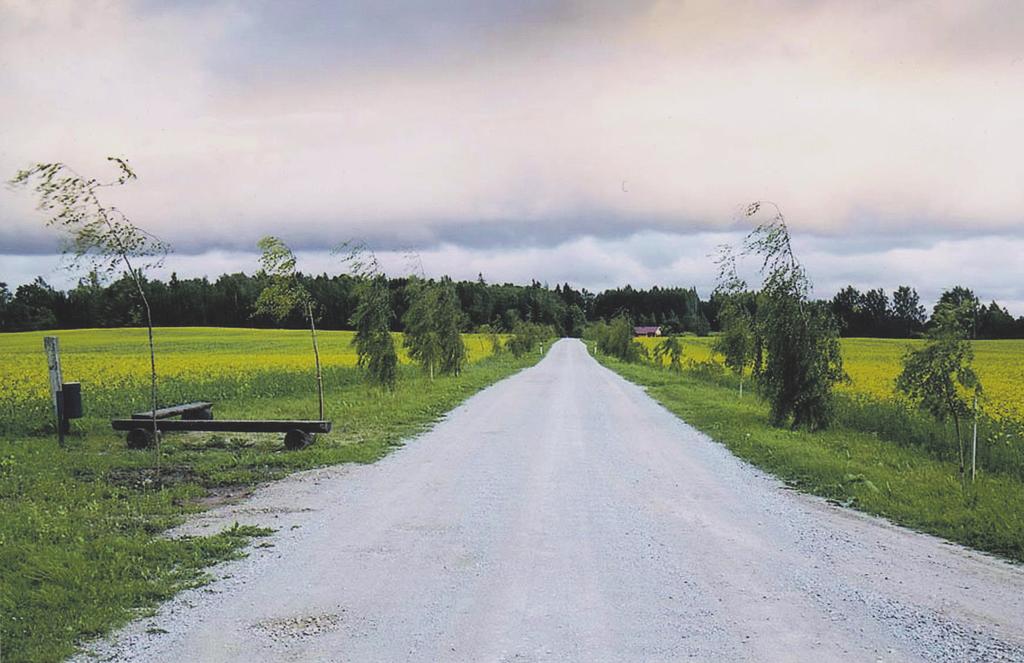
[127,266,159,485]
[308,301,324,420]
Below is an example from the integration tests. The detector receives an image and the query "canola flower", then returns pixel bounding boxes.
[0,327,501,434]
[637,335,1024,418]
[4,329,1019,434]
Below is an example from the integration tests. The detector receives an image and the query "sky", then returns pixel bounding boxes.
[1,0,1022,312]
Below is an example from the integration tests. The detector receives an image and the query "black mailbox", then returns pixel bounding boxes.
[62,382,83,419]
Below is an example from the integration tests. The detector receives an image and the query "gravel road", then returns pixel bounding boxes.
[78,339,1024,662]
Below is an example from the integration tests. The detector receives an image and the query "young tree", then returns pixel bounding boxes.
[594,314,645,362]
[897,302,982,484]
[403,277,442,379]
[435,277,467,376]
[717,202,845,430]
[713,296,755,396]
[10,158,170,454]
[478,323,504,355]
[507,321,553,357]
[338,244,398,390]
[403,276,467,379]
[254,236,324,419]
[653,335,684,372]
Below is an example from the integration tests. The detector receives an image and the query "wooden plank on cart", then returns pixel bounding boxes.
[132,401,213,420]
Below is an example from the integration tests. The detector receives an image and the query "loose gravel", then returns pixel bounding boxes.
[75,339,1024,662]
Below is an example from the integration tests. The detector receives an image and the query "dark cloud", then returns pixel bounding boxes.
[2,1,1023,309]
[5,230,1023,316]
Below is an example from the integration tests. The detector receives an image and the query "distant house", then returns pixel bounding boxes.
[634,325,661,337]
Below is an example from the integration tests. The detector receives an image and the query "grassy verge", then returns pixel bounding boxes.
[0,351,541,663]
[594,352,1024,564]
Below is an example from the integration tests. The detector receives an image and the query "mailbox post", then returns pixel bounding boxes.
[44,336,65,446]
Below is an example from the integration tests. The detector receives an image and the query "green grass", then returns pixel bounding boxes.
[595,351,1024,564]
[0,338,541,663]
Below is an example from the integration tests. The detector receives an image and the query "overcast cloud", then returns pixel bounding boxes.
[1,1,1022,311]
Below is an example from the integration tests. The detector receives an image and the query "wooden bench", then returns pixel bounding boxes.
[113,418,331,450]
[132,401,213,421]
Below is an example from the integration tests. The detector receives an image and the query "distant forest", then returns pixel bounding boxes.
[1,272,1022,339]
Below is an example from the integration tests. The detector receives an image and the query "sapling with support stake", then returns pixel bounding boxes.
[10,158,170,472]
[712,242,756,398]
[972,393,979,482]
[897,301,983,487]
[254,236,325,419]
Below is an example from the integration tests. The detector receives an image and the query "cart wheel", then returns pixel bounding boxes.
[126,427,158,449]
[284,429,314,450]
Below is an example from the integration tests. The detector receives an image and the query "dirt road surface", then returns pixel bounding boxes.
[78,339,1024,662]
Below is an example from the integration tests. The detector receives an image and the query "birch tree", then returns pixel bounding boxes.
[338,243,398,390]
[254,236,324,419]
[897,302,982,485]
[716,202,845,429]
[10,158,169,459]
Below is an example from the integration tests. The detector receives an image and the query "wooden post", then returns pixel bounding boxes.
[971,393,978,482]
[44,336,65,447]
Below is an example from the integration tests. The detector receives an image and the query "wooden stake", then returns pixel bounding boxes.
[44,336,64,447]
[972,393,978,482]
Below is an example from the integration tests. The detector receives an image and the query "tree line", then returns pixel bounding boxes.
[4,272,1022,340]
[0,271,715,337]
[0,271,590,336]
[827,284,1023,339]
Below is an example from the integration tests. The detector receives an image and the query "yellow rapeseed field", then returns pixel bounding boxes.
[638,335,1024,419]
[0,327,501,433]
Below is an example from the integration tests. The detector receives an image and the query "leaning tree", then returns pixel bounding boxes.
[10,158,170,458]
[716,202,845,429]
[653,335,685,373]
[402,276,442,380]
[254,236,324,419]
[434,277,467,376]
[337,243,398,391]
[403,275,467,379]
